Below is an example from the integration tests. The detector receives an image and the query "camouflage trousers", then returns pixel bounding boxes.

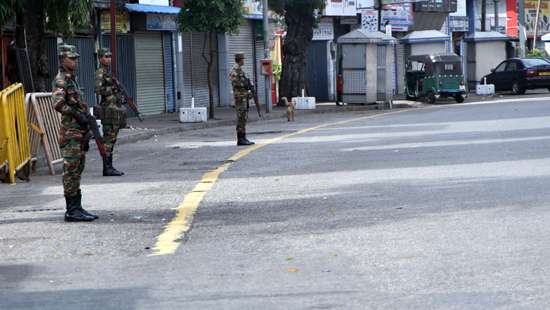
[235,96,248,134]
[60,130,87,197]
[102,124,120,157]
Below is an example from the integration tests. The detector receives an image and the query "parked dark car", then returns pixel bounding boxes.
[482,58,550,95]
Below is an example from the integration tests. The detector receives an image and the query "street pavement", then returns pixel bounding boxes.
[2,98,550,309]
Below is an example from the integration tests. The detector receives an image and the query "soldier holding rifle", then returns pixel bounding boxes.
[95,48,142,176]
[229,52,263,146]
[52,44,98,222]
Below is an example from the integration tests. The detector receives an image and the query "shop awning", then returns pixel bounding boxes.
[125,4,181,15]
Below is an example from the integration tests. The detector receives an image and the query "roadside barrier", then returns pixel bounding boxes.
[26,92,62,175]
[0,83,31,183]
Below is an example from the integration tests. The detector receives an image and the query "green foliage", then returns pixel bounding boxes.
[177,0,243,34]
[0,0,22,27]
[272,63,282,81]
[44,0,93,35]
[527,48,546,58]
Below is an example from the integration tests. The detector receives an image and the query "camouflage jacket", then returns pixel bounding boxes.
[52,67,87,132]
[95,66,120,107]
[229,64,250,97]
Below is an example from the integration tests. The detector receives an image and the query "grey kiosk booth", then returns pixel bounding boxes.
[337,29,396,108]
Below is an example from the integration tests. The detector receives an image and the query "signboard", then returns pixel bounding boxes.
[449,16,469,32]
[361,9,378,32]
[525,0,550,36]
[243,0,263,19]
[139,0,169,5]
[100,10,130,33]
[414,0,457,13]
[313,19,334,40]
[146,14,177,31]
[324,0,357,16]
[357,0,375,8]
[381,3,413,32]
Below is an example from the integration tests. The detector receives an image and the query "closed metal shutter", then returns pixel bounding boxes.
[163,32,175,113]
[227,22,256,99]
[396,42,406,95]
[135,32,165,115]
[377,45,386,101]
[182,32,219,109]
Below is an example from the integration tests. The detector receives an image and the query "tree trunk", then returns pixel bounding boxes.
[202,31,215,119]
[279,8,315,105]
[16,0,48,92]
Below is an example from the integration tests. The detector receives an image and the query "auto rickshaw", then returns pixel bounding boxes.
[405,53,466,104]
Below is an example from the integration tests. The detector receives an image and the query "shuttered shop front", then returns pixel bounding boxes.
[134,32,165,115]
[182,32,219,109]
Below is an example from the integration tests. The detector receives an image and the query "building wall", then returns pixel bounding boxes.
[474,41,507,82]
[411,42,448,55]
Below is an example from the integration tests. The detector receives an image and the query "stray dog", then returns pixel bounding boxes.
[282,97,295,122]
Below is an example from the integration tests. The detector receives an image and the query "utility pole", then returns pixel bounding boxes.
[262,0,272,113]
[481,0,487,31]
[518,0,526,57]
[533,0,542,51]
[110,0,118,78]
[494,0,499,31]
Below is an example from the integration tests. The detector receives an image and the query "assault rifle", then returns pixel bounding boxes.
[113,78,144,122]
[80,111,107,160]
[244,77,263,119]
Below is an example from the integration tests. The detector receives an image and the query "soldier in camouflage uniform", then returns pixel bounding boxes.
[229,53,255,146]
[95,48,125,177]
[52,44,97,222]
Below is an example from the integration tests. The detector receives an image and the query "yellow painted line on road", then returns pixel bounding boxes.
[150,109,412,256]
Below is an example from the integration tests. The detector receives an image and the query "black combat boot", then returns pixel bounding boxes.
[64,195,95,222]
[76,191,98,220]
[108,155,124,176]
[237,132,253,146]
[243,130,255,145]
[103,155,124,176]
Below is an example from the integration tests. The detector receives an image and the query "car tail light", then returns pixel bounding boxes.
[526,68,537,77]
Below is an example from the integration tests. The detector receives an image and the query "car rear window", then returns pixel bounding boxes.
[522,58,550,67]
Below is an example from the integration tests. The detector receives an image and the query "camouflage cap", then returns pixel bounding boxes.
[98,48,112,57]
[58,43,80,58]
[235,53,245,60]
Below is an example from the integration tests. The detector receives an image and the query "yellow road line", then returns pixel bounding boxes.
[150,109,411,256]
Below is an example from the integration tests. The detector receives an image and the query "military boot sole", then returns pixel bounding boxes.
[64,215,96,222]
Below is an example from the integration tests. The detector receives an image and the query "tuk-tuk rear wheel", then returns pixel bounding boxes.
[455,95,465,103]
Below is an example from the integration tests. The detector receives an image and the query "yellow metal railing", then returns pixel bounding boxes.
[0,83,31,183]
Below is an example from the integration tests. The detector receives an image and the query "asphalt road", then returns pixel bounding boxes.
[2,99,550,309]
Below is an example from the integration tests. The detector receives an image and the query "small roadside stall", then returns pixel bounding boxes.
[337,29,396,108]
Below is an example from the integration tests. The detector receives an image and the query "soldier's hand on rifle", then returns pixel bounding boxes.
[76,112,90,127]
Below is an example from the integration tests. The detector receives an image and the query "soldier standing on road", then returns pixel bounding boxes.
[52,44,97,222]
[95,48,125,177]
[229,53,255,146]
